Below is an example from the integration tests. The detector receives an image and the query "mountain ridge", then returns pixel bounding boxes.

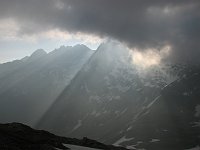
[37,42,200,149]
[0,122,129,150]
[0,44,94,126]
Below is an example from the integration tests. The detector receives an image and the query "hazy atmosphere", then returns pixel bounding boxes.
[0,1,200,150]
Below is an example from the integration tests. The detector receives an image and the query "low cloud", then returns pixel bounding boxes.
[130,45,171,68]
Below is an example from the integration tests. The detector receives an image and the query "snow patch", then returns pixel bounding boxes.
[115,110,120,114]
[63,144,101,150]
[91,110,101,117]
[146,96,160,108]
[89,95,101,102]
[84,83,90,93]
[72,120,82,131]
[185,145,200,150]
[195,105,200,117]
[149,139,160,142]
[136,88,142,92]
[127,126,132,131]
[120,108,128,115]
[191,121,200,127]
[94,112,101,117]
[103,110,108,114]
[137,141,143,144]
[126,145,137,149]
[91,110,97,115]
[113,136,134,146]
[116,85,130,93]
[144,82,156,88]
[183,92,189,96]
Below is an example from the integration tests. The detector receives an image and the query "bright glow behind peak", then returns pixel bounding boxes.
[130,45,171,69]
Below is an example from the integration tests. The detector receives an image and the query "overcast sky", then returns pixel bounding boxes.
[0,0,200,64]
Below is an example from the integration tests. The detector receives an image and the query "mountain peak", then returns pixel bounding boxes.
[30,49,47,59]
[73,44,91,51]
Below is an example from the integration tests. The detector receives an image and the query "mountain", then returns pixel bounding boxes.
[37,42,200,149]
[0,45,94,126]
[0,122,129,150]
[121,69,200,150]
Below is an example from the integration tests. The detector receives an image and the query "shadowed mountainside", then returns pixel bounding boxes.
[0,122,129,150]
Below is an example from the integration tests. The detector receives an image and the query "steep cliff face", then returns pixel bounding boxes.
[113,69,200,149]
[37,43,200,149]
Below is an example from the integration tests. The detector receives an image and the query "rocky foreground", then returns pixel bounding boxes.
[0,122,129,150]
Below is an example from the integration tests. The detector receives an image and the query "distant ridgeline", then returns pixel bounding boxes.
[0,45,94,125]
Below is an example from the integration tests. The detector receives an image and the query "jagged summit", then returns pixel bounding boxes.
[73,44,91,50]
[55,44,92,52]
[30,49,47,59]
[0,45,94,126]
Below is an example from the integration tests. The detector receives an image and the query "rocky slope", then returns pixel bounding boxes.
[111,68,200,150]
[0,122,128,150]
[37,42,200,149]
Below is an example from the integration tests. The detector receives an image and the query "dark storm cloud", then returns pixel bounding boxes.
[0,0,200,63]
